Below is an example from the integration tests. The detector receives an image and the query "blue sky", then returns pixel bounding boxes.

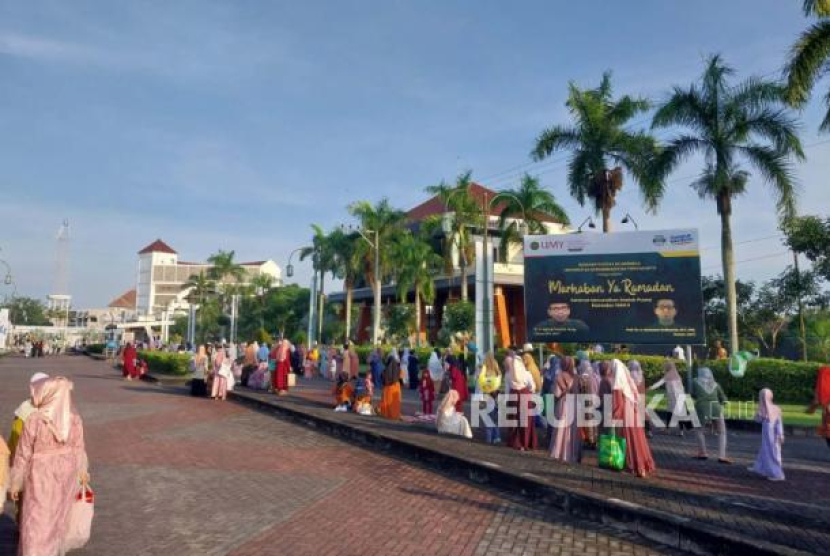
[1,1,828,307]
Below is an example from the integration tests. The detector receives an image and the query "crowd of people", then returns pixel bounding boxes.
[111,336,828,485]
[2,373,91,556]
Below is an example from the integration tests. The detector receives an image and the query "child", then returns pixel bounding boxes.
[332,372,353,412]
[352,372,374,415]
[418,367,435,414]
[748,388,785,481]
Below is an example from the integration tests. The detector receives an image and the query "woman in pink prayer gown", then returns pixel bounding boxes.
[609,359,656,478]
[10,376,89,556]
[211,346,227,400]
[549,356,582,463]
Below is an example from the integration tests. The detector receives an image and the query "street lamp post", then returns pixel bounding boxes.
[286,246,316,349]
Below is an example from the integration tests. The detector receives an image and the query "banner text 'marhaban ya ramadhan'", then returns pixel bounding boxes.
[523,230,706,345]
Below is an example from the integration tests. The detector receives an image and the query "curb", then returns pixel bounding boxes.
[229,389,811,556]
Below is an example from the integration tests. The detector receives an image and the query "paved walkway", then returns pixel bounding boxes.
[240,372,830,555]
[0,355,669,555]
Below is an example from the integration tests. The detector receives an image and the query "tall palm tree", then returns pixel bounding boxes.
[652,54,805,354]
[497,173,570,262]
[300,224,336,342]
[390,230,442,346]
[207,250,245,284]
[532,72,662,232]
[425,171,483,301]
[784,0,830,130]
[183,271,215,341]
[327,227,366,343]
[348,198,406,343]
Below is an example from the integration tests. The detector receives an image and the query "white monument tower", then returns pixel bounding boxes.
[47,219,71,327]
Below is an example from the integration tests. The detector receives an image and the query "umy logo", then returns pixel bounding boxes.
[529,239,564,251]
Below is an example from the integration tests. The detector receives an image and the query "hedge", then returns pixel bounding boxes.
[85,343,105,355]
[349,346,820,404]
[138,351,191,376]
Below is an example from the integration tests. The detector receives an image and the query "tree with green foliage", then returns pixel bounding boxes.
[783,215,830,280]
[532,72,662,233]
[785,0,830,131]
[348,198,406,344]
[300,224,338,343]
[497,174,569,262]
[390,230,442,346]
[384,304,415,344]
[207,249,245,284]
[2,296,51,325]
[327,227,365,342]
[182,271,216,342]
[425,171,482,301]
[652,54,804,354]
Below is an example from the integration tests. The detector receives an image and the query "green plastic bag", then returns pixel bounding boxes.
[598,432,626,471]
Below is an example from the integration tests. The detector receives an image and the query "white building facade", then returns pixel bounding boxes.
[135,239,282,319]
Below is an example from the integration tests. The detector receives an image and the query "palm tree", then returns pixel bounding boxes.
[300,224,336,342]
[497,173,570,262]
[652,54,805,354]
[183,271,215,341]
[425,171,483,301]
[327,228,366,343]
[348,198,406,343]
[207,250,245,284]
[531,72,662,232]
[390,230,442,346]
[784,0,830,131]
[250,273,275,329]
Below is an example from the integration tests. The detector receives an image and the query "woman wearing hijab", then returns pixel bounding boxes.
[368,348,382,393]
[808,365,830,449]
[578,359,599,448]
[427,348,444,385]
[191,345,208,397]
[692,367,730,463]
[549,356,582,463]
[407,349,420,390]
[271,339,292,395]
[211,345,228,401]
[379,349,402,420]
[506,349,537,451]
[609,359,656,478]
[649,360,688,436]
[10,376,90,556]
[436,390,473,438]
[447,355,469,412]
[317,344,329,380]
[477,352,502,444]
[628,360,652,437]
[122,341,137,380]
[749,388,785,481]
[400,348,411,387]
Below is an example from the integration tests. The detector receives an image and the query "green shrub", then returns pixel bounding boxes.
[138,351,191,376]
[590,354,818,404]
[85,343,105,355]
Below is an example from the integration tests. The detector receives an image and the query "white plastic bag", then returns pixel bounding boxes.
[64,484,94,551]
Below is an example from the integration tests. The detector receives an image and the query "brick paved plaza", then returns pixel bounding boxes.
[0,355,669,556]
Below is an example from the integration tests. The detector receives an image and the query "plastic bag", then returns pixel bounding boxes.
[64,485,94,551]
[598,433,626,471]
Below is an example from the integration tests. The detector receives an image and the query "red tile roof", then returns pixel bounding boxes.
[405,182,562,224]
[138,239,177,255]
[108,288,136,309]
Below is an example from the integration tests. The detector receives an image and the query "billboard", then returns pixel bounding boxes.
[524,229,705,345]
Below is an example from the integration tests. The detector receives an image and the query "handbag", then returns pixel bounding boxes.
[598,432,626,471]
[64,484,94,551]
